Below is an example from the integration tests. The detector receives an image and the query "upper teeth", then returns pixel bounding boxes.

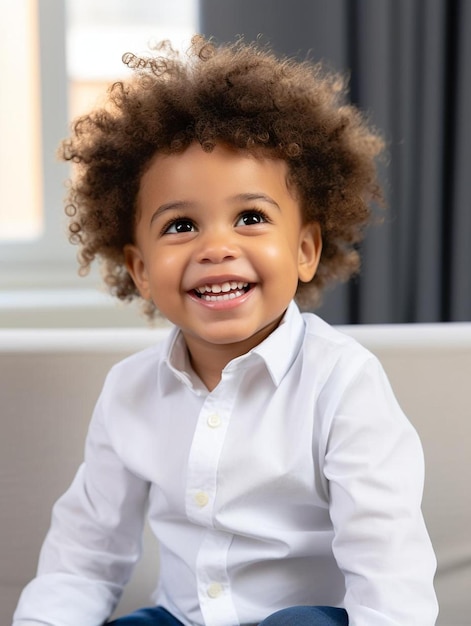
[196,281,248,294]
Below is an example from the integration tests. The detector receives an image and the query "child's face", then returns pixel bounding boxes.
[125,142,321,359]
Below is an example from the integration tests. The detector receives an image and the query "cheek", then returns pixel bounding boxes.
[255,240,300,297]
[148,249,185,292]
[257,238,300,273]
[156,247,185,270]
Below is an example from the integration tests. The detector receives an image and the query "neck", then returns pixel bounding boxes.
[182,318,282,392]
[185,340,245,392]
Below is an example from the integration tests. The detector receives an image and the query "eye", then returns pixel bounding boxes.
[236,209,269,227]
[163,218,196,234]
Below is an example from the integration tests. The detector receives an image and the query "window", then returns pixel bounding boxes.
[0,0,198,291]
[0,1,42,242]
[67,0,198,119]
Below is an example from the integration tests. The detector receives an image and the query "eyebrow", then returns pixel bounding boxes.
[149,192,281,225]
[150,201,195,225]
[229,193,281,210]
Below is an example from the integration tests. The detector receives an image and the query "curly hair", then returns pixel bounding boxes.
[61,35,385,315]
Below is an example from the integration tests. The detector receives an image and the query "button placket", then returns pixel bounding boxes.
[185,385,236,525]
[185,372,243,625]
[196,531,239,626]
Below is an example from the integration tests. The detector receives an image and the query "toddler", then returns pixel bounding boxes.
[13,36,438,626]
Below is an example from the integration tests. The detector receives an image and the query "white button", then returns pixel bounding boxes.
[207,414,221,428]
[207,582,223,598]
[194,491,209,507]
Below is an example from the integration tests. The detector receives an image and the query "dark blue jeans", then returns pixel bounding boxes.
[108,605,348,625]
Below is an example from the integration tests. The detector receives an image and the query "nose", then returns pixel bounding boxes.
[195,229,240,264]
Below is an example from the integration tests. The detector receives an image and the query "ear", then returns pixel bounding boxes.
[297,221,322,283]
[124,244,151,301]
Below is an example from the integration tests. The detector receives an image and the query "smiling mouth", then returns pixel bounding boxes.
[193,281,251,301]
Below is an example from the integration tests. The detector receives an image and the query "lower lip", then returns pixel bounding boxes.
[188,287,254,311]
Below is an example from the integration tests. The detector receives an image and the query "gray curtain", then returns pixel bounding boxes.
[199,0,471,323]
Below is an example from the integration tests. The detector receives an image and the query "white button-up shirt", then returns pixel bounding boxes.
[13,303,438,626]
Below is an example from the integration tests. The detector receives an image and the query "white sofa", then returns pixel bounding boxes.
[1,323,470,626]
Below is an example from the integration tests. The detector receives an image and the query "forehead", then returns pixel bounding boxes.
[138,142,296,206]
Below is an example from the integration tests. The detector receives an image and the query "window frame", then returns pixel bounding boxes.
[0,1,85,290]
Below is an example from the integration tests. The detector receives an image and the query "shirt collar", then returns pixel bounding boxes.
[248,300,305,386]
[161,328,209,395]
[161,300,305,392]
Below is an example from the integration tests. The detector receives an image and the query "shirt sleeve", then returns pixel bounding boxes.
[322,355,438,626]
[12,382,151,626]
